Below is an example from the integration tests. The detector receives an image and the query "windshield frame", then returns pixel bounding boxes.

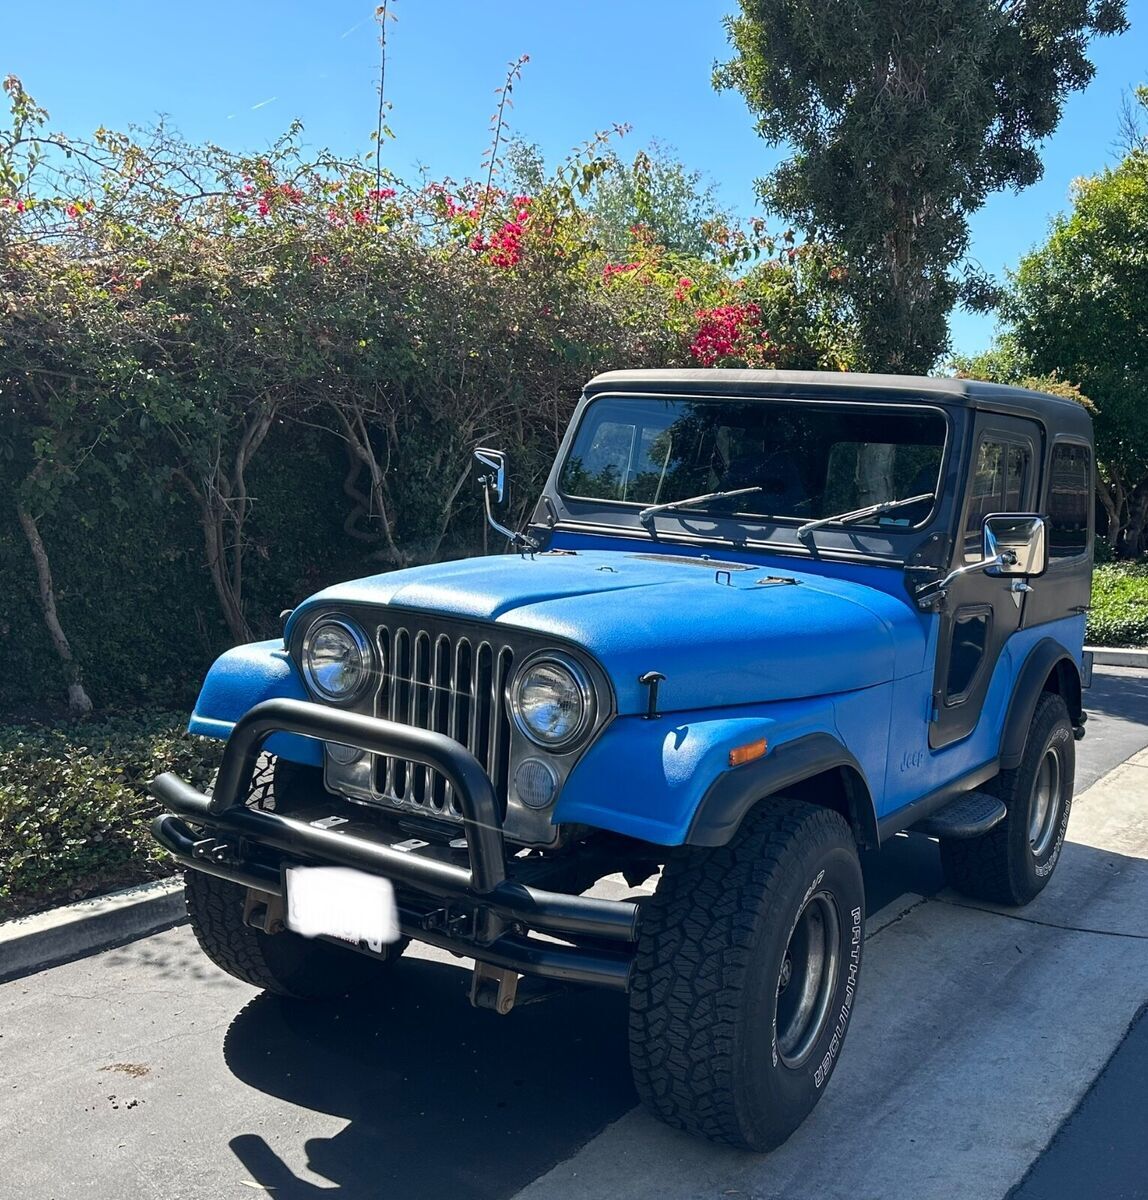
[554,390,954,539]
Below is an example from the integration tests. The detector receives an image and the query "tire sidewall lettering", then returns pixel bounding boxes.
[1033,726,1072,878]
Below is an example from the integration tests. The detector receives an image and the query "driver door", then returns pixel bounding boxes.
[929,414,1041,750]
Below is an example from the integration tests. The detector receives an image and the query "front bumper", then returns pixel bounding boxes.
[149,699,636,992]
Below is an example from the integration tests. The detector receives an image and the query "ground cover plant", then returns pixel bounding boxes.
[0,712,221,920]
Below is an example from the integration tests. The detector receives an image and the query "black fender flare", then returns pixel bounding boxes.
[686,733,878,850]
[999,637,1083,770]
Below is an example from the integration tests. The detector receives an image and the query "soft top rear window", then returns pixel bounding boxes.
[558,394,948,527]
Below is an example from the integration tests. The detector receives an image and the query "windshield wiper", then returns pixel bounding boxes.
[639,486,763,528]
[796,493,935,540]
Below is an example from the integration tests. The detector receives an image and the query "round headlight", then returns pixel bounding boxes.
[302,618,372,701]
[510,655,593,749]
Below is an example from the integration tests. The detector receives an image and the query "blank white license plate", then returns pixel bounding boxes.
[285,866,400,951]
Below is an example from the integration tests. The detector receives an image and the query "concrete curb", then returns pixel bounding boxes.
[1087,645,1148,669]
[0,876,186,985]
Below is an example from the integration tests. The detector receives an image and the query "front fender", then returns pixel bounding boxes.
[553,698,865,846]
[190,640,322,766]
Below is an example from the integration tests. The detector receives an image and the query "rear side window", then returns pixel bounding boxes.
[964,440,1031,558]
[1047,443,1091,559]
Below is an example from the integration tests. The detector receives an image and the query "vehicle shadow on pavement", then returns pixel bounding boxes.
[222,954,636,1200]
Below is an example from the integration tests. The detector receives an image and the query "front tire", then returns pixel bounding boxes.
[940,691,1075,906]
[629,800,865,1151]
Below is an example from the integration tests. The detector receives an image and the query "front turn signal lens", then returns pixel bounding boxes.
[728,738,768,768]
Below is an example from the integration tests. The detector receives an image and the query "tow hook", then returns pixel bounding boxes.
[470,962,520,1015]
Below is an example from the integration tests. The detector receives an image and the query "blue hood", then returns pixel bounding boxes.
[290,550,928,715]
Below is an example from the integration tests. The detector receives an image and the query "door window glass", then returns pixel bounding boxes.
[1047,444,1091,558]
[945,609,991,701]
[964,439,1030,559]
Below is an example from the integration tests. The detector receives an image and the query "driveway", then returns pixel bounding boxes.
[2,666,1147,1200]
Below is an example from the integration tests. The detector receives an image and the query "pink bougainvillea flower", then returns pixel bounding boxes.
[352,208,368,224]
[689,302,762,366]
[369,187,396,201]
[673,277,694,300]
[256,198,270,216]
[488,219,524,267]
[602,261,641,282]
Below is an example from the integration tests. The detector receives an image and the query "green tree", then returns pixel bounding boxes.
[1005,129,1148,554]
[507,137,731,261]
[715,0,1128,372]
[589,141,731,260]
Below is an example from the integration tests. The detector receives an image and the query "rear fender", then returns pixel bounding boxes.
[190,640,322,766]
[999,637,1083,769]
[553,699,876,847]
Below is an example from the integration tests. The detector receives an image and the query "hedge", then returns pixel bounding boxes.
[1087,562,1148,647]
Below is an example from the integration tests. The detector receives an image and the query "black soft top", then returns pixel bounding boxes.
[584,369,1092,440]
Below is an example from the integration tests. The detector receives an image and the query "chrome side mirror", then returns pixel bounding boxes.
[474,446,539,551]
[475,447,507,506]
[983,514,1048,578]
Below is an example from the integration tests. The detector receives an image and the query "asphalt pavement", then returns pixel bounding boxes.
[1,666,1146,1200]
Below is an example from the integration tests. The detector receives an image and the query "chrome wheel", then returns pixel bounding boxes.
[1028,746,1062,858]
[776,891,841,1068]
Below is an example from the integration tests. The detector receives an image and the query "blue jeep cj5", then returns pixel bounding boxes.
[152,369,1094,1150]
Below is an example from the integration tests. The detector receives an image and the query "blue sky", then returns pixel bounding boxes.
[6,0,1144,356]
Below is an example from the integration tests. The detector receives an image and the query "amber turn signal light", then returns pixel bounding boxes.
[728,738,768,768]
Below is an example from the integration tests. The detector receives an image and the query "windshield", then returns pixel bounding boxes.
[559,395,947,529]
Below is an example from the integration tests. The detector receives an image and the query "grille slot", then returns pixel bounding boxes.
[376,621,514,819]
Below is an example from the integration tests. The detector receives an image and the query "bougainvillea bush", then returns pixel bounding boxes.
[0,75,857,715]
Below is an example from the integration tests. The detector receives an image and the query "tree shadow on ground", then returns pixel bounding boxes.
[222,955,635,1200]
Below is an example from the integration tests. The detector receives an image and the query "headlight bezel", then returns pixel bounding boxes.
[508,651,597,751]
[301,615,375,704]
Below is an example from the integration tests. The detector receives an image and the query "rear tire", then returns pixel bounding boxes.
[629,799,865,1151]
[185,756,407,998]
[940,692,1074,906]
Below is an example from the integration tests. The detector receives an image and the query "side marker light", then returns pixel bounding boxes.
[729,738,768,768]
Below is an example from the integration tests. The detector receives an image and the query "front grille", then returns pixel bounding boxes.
[374,620,515,819]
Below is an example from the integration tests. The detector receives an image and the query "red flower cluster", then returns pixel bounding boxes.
[1,197,27,213]
[602,261,640,282]
[369,187,396,202]
[487,196,533,268]
[244,181,303,218]
[673,277,694,301]
[352,209,368,225]
[689,302,763,366]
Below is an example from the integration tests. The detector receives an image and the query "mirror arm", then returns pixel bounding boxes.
[915,550,1017,609]
[481,483,540,553]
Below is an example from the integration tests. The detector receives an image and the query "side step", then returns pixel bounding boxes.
[910,790,1007,839]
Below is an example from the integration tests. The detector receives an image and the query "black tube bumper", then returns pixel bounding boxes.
[149,699,636,991]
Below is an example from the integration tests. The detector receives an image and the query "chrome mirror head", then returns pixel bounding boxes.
[983,514,1048,577]
[474,447,507,506]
